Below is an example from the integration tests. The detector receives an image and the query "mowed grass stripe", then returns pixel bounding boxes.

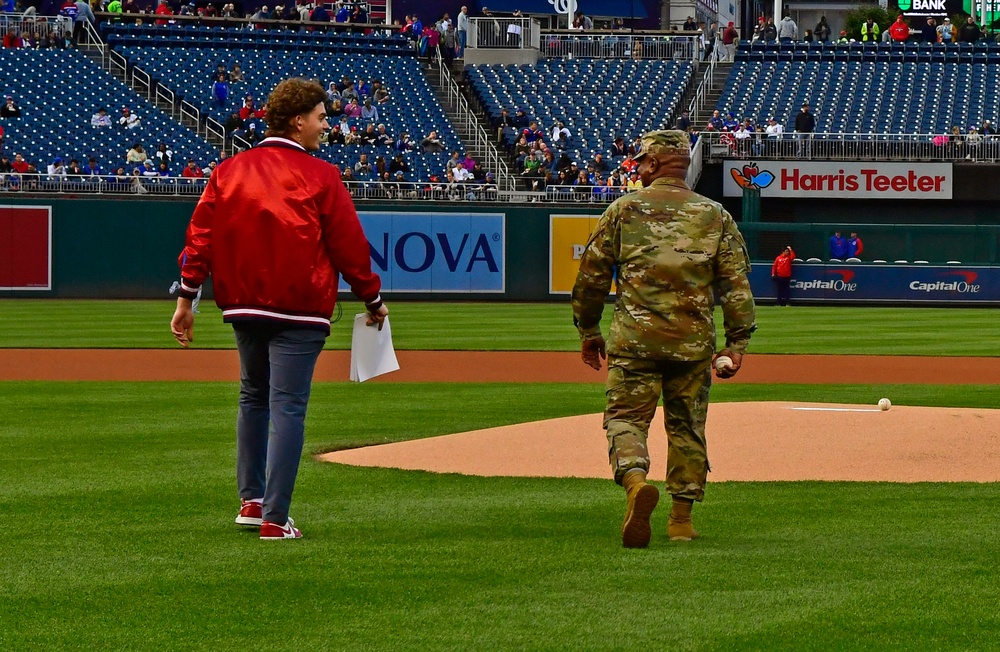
[0,300,993,355]
[1,381,998,649]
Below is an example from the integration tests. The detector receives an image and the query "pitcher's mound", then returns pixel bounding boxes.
[318,402,1000,482]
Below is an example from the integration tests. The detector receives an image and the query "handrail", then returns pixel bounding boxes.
[94,11,389,29]
[434,48,513,191]
[698,131,1000,163]
[80,16,106,62]
[686,136,704,188]
[156,84,176,117]
[687,56,717,125]
[130,66,152,100]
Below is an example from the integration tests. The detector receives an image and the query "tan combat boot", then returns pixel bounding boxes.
[621,470,659,549]
[668,497,699,542]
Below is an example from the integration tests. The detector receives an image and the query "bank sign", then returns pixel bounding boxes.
[749,263,1000,303]
[723,161,953,199]
[339,212,505,293]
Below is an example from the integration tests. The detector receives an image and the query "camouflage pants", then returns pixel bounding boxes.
[604,356,712,501]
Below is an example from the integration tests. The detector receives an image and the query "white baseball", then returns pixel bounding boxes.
[715,355,734,371]
[878,398,891,411]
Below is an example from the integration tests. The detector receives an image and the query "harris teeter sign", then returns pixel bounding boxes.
[723,161,953,199]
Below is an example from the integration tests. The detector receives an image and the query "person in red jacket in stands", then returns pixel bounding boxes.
[771,245,795,306]
[170,78,387,541]
[154,0,174,25]
[180,158,203,179]
[889,14,910,42]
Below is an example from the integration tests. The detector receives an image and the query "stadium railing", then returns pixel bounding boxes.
[539,33,700,61]
[0,13,72,41]
[1,173,208,195]
[699,132,1000,162]
[467,17,540,50]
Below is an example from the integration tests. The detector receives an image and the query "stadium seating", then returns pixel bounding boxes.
[466,59,694,163]
[108,25,465,181]
[0,48,216,175]
[721,42,1000,134]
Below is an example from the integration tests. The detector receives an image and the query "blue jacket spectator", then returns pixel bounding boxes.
[829,232,848,258]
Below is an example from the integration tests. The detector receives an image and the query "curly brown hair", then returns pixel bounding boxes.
[265,78,328,138]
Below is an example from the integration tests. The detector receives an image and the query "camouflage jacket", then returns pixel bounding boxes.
[571,176,756,360]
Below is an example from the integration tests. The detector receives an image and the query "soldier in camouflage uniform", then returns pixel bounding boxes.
[571,130,756,548]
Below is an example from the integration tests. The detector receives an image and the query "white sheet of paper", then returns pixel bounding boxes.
[350,313,400,382]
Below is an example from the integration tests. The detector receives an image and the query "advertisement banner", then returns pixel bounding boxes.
[0,205,51,291]
[749,263,1000,303]
[723,161,953,199]
[549,214,602,294]
[339,212,505,293]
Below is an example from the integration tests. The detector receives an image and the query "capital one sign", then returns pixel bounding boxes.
[723,161,953,199]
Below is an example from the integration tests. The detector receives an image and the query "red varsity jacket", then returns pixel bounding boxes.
[176,137,381,332]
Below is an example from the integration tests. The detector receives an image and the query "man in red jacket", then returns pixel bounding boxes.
[771,245,795,306]
[170,77,387,540]
[889,15,910,42]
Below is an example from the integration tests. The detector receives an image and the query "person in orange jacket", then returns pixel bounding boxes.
[772,245,795,306]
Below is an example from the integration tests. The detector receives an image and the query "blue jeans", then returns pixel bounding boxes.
[234,323,326,524]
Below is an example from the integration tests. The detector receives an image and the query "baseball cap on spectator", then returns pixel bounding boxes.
[53,157,62,164]
[728,21,734,26]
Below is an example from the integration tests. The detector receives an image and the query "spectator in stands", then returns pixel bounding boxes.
[360,99,378,122]
[778,14,797,42]
[182,159,203,179]
[224,111,242,135]
[328,125,345,145]
[154,143,173,165]
[733,122,752,154]
[675,110,691,132]
[3,28,18,48]
[453,162,472,182]
[154,0,173,26]
[120,106,141,129]
[203,3,220,18]
[83,157,102,179]
[960,16,980,43]
[1,96,21,118]
[374,155,388,178]
[937,18,953,43]
[326,83,341,102]
[72,0,95,44]
[372,124,392,147]
[760,17,777,42]
[890,15,910,42]
[352,3,368,23]
[550,121,571,145]
[829,231,847,259]
[396,132,415,152]
[344,98,362,118]
[682,16,696,31]
[0,154,10,178]
[327,99,344,118]
[91,107,112,127]
[372,81,390,104]
[341,81,360,103]
[707,109,723,130]
[211,73,230,109]
[126,143,147,164]
[847,232,863,259]
[457,5,469,56]
[836,29,849,43]
[389,153,409,177]
[156,161,171,177]
[310,2,331,24]
[357,124,376,145]
[421,130,445,153]
[230,63,244,84]
[442,24,458,65]
[803,29,813,42]
[765,116,783,153]
[223,3,239,18]
[794,101,815,158]
[335,2,350,22]
[921,17,937,43]
[814,16,830,42]
[982,120,995,135]
[65,158,82,177]
[590,152,608,173]
[861,17,880,42]
[47,157,66,178]
[11,152,29,174]
[239,96,263,122]
[966,126,984,159]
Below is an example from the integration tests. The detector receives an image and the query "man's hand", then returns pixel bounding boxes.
[713,348,744,379]
[581,336,606,371]
[366,303,389,331]
[170,297,195,348]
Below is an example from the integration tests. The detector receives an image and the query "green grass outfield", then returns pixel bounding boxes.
[0,299,993,355]
[3,381,1000,650]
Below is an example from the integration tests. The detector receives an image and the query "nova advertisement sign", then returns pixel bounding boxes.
[723,161,953,199]
[748,263,1000,303]
[339,211,505,293]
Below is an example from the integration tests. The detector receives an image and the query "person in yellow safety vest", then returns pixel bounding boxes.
[861,18,880,42]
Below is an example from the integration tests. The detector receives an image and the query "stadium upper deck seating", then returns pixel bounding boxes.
[720,41,1000,134]
[107,25,464,181]
[466,59,694,163]
[0,48,216,174]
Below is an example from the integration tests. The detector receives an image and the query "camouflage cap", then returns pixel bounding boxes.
[633,129,691,160]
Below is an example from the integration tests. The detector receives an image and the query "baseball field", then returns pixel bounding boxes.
[2,300,999,650]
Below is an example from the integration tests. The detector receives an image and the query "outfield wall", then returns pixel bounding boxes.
[2,197,999,304]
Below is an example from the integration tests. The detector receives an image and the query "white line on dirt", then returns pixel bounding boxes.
[789,407,883,412]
